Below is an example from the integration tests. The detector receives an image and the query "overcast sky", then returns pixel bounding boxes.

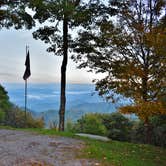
[0,27,103,84]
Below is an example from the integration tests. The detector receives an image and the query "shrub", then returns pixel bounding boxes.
[0,84,44,128]
[131,115,166,147]
[101,112,133,141]
[65,119,75,132]
[131,121,147,144]
[0,109,5,124]
[73,113,107,135]
[3,105,44,128]
[0,85,11,112]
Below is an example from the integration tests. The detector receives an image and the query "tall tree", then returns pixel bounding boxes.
[72,0,166,142]
[29,0,110,131]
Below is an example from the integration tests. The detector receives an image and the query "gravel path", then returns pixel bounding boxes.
[0,129,96,166]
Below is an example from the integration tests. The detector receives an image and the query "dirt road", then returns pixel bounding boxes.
[0,129,95,166]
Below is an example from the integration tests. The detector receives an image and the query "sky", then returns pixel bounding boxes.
[0,28,103,84]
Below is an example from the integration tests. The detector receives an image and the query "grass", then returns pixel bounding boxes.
[82,139,166,166]
[0,126,166,166]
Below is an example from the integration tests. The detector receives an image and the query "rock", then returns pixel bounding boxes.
[75,133,110,142]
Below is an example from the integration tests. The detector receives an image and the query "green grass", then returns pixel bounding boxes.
[0,126,166,166]
[82,139,166,166]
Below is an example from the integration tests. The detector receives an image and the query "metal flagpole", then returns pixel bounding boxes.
[25,45,28,120]
[25,79,27,120]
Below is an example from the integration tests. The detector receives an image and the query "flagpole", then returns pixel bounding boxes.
[25,45,28,120]
[23,45,31,123]
[25,79,27,120]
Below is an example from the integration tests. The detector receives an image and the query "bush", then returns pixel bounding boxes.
[151,115,166,147]
[131,115,166,147]
[73,113,107,135]
[72,112,133,140]
[0,85,11,113]
[131,121,147,144]
[0,109,5,123]
[3,105,44,128]
[101,112,133,141]
[65,119,75,132]
[0,84,44,128]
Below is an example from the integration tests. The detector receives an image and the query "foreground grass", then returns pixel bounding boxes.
[0,126,165,166]
[83,139,166,166]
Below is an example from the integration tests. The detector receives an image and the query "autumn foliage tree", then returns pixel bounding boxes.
[72,0,166,142]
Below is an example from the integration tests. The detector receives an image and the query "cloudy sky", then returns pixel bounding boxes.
[0,27,102,84]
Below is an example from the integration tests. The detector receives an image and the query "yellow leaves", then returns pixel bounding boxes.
[119,100,166,121]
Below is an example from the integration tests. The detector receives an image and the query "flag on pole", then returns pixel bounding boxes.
[23,50,31,80]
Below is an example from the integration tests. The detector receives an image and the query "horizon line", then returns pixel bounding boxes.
[1,82,94,85]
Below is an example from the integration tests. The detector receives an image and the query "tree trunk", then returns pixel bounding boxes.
[142,74,152,144]
[59,16,68,131]
[144,118,152,144]
[144,0,153,144]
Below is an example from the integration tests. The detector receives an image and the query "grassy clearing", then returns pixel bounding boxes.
[0,126,165,166]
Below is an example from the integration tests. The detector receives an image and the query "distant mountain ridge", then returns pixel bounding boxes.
[30,101,117,126]
[3,83,130,125]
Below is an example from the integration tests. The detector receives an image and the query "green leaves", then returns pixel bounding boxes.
[0,0,35,29]
[30,0,112,57]
[0,85,11,124]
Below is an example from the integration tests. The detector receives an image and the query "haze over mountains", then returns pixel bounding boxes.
[3,83,131,125]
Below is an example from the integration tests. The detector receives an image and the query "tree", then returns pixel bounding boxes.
[0,84,11,123]
[72,0,166,142]
[101,112,133,141]
[29,0,110,131]
[0,84,10,110]
[0,1,35,123]
[0,85,44,128]
[0,0,34,29]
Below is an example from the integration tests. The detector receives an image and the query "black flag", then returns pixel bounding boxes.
[23,50,31,80]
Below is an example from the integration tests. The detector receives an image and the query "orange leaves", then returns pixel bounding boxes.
[119,100,166,121]
[144,27,166,56]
